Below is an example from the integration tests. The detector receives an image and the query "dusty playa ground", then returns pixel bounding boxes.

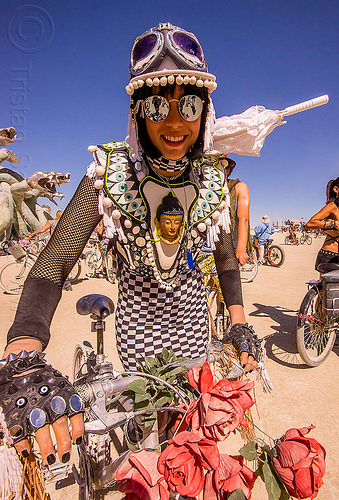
[0,231,338,499]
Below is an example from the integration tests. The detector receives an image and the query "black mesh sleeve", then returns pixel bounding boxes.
[213,228,243,307]
[7,175,102,348]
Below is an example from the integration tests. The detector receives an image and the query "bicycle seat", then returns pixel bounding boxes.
[76,294,115,318]
[317,262,339,274]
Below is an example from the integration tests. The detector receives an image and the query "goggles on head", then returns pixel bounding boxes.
[130,23,207,78]
[143,95,204,122]
[126,23,217,96]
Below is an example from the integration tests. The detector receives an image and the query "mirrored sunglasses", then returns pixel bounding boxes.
[143,95,204,122]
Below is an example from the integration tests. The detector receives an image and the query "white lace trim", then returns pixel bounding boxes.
[0,409,24,500]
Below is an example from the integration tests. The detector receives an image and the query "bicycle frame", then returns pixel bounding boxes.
[45,293,244,496]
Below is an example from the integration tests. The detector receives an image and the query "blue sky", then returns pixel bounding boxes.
[1,0,338,225]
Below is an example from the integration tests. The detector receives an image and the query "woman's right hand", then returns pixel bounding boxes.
[1,340,84,465]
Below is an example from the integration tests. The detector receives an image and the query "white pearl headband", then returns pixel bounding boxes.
[126,69,217,96]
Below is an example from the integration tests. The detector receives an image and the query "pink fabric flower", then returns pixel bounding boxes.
[116,449,169,500]
[272,425,326,499]
[214,454,256,499]
[157,431,220,497]
[186,362,254,441]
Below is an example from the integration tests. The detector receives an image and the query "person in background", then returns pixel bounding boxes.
[306,177,339,270]
[27,210,63,240]
[255,215,275,264]
[288,221,298,244]
[219,156,252,266]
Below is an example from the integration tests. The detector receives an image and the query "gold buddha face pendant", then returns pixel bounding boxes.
[155,214,184,244]
[154,192,185,245]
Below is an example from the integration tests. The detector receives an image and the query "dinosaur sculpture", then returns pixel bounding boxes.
[0,127,70,240]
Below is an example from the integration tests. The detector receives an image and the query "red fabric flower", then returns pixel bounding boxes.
[272,425,326,500]
[157,431,220,497]
[116,449,169,500]
[208,454,256,499]
[186,362,254,441]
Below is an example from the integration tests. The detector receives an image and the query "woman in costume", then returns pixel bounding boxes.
[219,156,252,266]
[306,177,339,270]
[0,22,261,466]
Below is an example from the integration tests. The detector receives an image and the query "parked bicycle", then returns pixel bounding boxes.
[296,262,339,366]
[21,235,49,255]
[253,238,285,267]
[44,293,246,499]
[84,238,117,283]
[198,245,258,284]
[200,253,231,337]
[0,240,82,294]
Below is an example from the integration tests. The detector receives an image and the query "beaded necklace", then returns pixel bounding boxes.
[145,155,195,276]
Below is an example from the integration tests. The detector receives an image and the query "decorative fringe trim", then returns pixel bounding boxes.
[125,111,140,160]
[206,192,231,251]
[86,161,96,179]
[255,348,274,393]
[0,409,23,499]
[203,98,216,152]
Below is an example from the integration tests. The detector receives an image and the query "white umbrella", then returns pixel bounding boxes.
[209,95,329,157]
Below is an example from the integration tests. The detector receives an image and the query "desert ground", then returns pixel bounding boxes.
[0,231,338,499]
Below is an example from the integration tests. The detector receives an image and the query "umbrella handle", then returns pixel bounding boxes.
[281,95,329,117]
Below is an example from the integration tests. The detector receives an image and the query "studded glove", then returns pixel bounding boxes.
[223,323,263,362]
[0,350,83,443]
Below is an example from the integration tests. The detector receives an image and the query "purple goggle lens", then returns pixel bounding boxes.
[172,32,204,62]
[132,34,158,66]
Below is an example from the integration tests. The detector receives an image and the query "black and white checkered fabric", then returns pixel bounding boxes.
[147,155,190,174]
[115,264,209,371]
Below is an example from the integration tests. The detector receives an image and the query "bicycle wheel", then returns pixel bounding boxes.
[284,236,290,245]
[103,252,116,284]
[297,285,336,366]
[0,258,34,294]
[299,235,306,245]
[266,245,285,267]
[306,235,312,245]
[85,252,99,278]
[240,251,258,283]
[68,260,82,282]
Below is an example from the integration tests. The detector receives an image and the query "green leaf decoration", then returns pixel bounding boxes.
[155,395,173,407]
[128,379,147,394]
[239,440,258,461]
[227,488,247,500]
[262,460,283,500]
[144,356,155,369]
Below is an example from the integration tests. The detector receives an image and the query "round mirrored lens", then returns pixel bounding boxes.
[172,32,203,62]
[178,95,204,121]
[132,34,158,66]
[51,396,66,415]
[144,96,170,122]
[29,408,46,428]
[70,394,83,413]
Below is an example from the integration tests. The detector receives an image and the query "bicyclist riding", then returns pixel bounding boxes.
[0,22,262,469]
[306,177,339,270]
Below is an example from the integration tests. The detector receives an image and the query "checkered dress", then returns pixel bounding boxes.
[115,265,209,371]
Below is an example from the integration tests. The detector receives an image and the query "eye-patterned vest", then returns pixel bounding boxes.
[88,141,231,289]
